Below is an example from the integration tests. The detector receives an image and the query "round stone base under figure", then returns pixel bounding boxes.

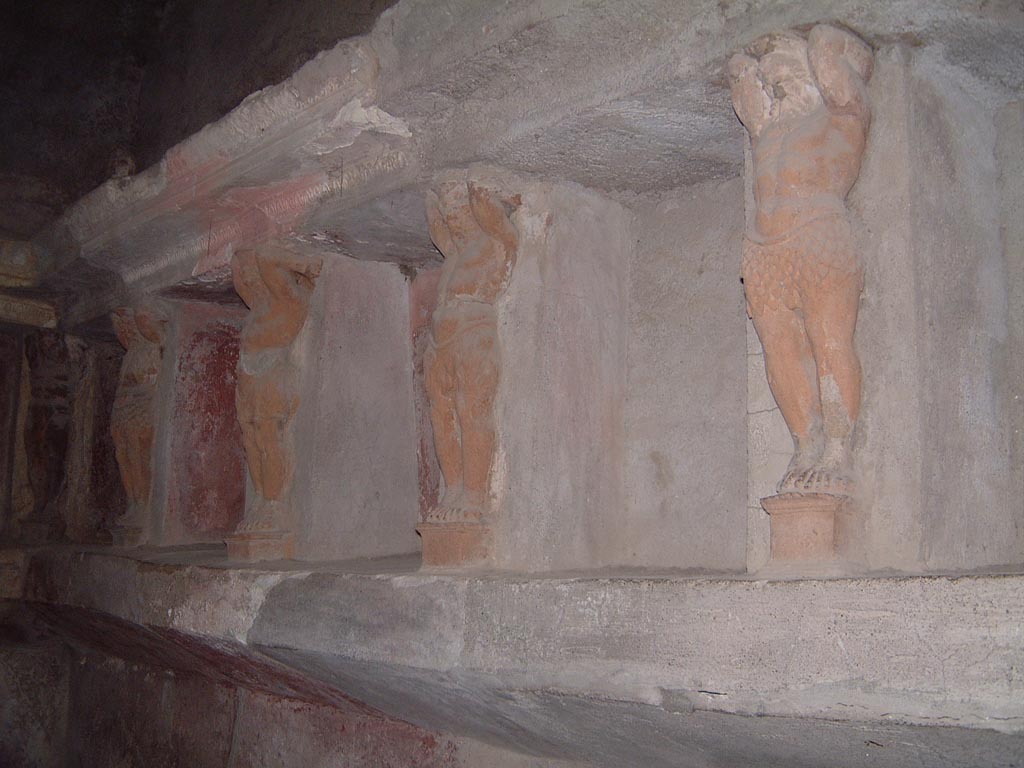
[417,520,492,568]
[762,493,852,562]
[225,530,295,562]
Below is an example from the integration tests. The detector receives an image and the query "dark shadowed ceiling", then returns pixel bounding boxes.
[0,0,398,239]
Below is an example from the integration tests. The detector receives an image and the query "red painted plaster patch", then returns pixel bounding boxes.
[167,305,245,539]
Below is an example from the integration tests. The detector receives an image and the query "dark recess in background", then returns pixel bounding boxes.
[0,0,398,238]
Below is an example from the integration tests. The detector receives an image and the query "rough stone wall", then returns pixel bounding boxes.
[626,179,747,571]
[292,256,421,561]
[0,624,68,768]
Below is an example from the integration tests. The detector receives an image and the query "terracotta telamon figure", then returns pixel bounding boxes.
[110,307,166,540]
[21,330,78,542]
[232,245,321,532]
[424,179,519,524]
[730,25,873,496]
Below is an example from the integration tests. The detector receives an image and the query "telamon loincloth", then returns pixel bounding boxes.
[742,214,863,314]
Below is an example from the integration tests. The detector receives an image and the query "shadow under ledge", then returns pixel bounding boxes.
[1,543,1022,768]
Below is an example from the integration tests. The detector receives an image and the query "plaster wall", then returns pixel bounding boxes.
[292,256,421,561]
[744,314,788,571]
[626,178,748,571]
[492,177,629,571]
[908,55,1022,569]
[850,46,1024,571]
[996,100,1024,557]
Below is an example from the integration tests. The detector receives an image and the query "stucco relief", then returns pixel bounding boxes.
[229,245,321,559]
[419,178,520,565]
[109,307,167,543]
[730,24,873,499]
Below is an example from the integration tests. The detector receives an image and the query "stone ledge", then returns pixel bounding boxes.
[6,546,1024,767]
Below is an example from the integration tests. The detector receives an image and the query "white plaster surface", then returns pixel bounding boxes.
[292,257,421,561]
[625,179,747,571]
[851,46,1024,571]
[492,174,629,571]
[995,100,1024,559]
[906,55,1023,570]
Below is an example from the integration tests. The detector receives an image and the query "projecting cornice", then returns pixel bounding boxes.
[5,0,1019,330]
